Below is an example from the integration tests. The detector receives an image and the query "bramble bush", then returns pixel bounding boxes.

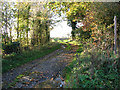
[2,42,20,55]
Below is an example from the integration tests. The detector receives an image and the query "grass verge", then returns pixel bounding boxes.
[2,42,61,73]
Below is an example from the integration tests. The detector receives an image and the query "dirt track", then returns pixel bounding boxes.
[2,44,78,88]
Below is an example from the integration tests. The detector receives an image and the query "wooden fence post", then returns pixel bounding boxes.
[114,16,117,54]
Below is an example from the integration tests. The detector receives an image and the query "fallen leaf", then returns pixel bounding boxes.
[50,78,53,81]
[40,74,43,76]
[25,82,30,84]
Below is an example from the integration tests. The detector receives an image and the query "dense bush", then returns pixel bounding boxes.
[76,44,83,53]
[2,42,20,55]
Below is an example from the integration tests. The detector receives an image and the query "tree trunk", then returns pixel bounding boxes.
[45,23,49,43]
[37,33,39,45]
[40,32,42,45]
[71,21,76,40]
[48,32,50,42]
[20,31,21,43]
[114,16,117,54]
[5,4,8,44]
[9,28,12,42]
[17,9,19,40]
[26,8,29,45]
[1,3,4,42]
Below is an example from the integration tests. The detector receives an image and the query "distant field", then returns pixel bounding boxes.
[51,38,80,45]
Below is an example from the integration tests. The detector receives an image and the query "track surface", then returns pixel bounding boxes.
[2,44,78,88]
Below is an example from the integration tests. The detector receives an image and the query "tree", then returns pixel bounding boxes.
[2,2,8,44]
[30,2,52,46]
[15,2,31,46]
[2,2,14,44]
[48,2,89,40]
[16,3,19,40]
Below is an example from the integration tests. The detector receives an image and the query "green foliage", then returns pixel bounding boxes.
[2,2,54,57]
[48,2,88,39]
[47,2,120,88]
[48,2,120,41]
[76,44,83,53]
[63,59,77,82]
[16,74,24,79]
[65,44,71,50]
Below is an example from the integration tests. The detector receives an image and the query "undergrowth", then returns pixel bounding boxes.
[64,45,120,88]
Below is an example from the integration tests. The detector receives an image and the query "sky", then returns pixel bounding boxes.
[50,21,72,38]
[50,18,84,38]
